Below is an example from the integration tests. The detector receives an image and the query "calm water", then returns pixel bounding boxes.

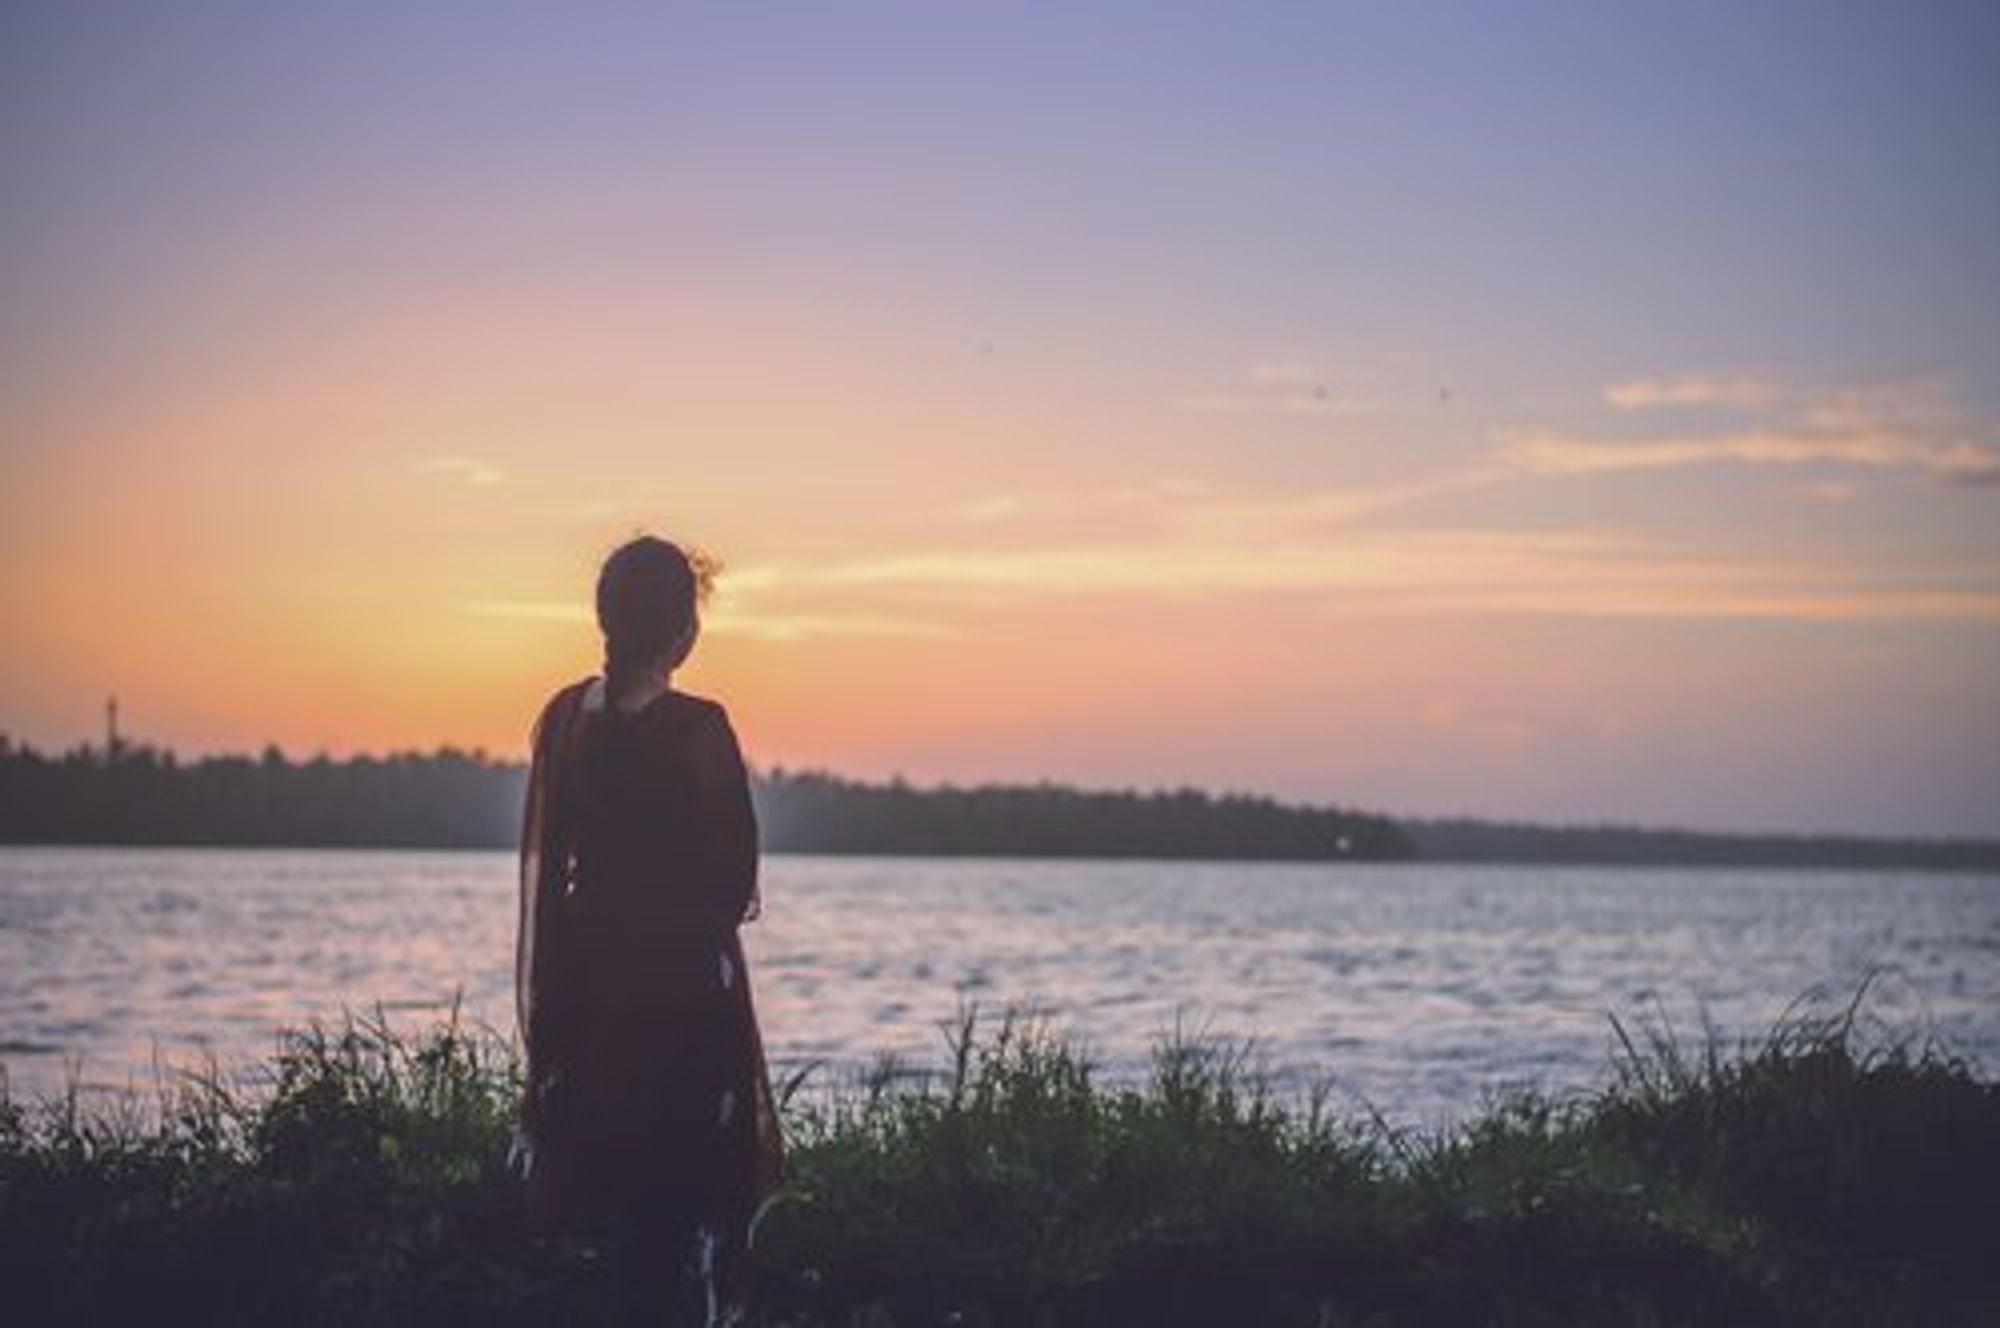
[2,848,1995,1125]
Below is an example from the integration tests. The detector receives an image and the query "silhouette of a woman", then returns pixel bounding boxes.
[517,536,781,1324]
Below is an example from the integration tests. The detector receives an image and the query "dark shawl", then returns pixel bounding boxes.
[516,679,781,1264]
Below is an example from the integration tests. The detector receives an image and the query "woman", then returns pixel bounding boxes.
[517,535,782,1325]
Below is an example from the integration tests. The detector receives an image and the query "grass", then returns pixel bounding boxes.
[2,991,1996,1326]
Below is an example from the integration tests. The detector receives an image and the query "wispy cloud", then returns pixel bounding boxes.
[1506,376,2000,484]
[416,456,506,486]
[706,612,957,643]
[1603,376,1778,411]
[1805,480,1859,504]
[1184,356,1377,417]
[1184,390,1378,417]
[939,473,1504,542]
[1498,426,2000,483]
[947,493,1033,524]
[456,599,953,642]
[1250,357,1320,386]
[941,480,1223,530]
[459,600,588,623]
[1795,378,1961,433]
[733,529,2000,623]
[1165,470,1509,536]
[1418,694,1540,750]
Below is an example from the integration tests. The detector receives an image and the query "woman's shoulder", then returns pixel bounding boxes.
[535,677,597,726]
[657,688,734,733]
[654,691,745,768]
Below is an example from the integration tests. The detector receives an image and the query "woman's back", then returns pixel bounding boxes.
[561,686,759,985]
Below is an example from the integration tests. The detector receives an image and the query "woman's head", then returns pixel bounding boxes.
[595,536,715,682]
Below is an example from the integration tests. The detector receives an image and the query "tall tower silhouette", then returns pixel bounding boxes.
[105,695,121,762]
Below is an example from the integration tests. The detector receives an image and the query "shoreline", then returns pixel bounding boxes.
[6,840,2000,872]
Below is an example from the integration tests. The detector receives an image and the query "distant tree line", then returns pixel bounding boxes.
[0,737,1411,860]
[0,738,521,848]
[753,768,1412,860]
[3,735,1993,867]
[1404,816,2000,871]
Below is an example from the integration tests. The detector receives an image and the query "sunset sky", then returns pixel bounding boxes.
[3,3,1997,838]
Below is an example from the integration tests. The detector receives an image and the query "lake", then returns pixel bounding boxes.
[2,848,1995,1125]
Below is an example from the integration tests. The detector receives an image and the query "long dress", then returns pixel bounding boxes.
[516,677,783,1306]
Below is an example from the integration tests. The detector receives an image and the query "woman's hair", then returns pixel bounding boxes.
[595,536,717,686]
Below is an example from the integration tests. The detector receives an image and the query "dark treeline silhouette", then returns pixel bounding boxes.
[754,768,1411,860]
[4,734,1996,867]
[1405,815,2000,870]
[0,737,519,848]
[0,736,1410,860]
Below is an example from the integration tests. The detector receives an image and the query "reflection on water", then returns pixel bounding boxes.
[1,848,1995,1125]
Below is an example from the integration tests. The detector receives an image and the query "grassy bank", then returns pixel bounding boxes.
[3,997,1995,1326]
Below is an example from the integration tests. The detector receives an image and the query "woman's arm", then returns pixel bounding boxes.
[518,683,584,1118]
[689,703,761,925]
